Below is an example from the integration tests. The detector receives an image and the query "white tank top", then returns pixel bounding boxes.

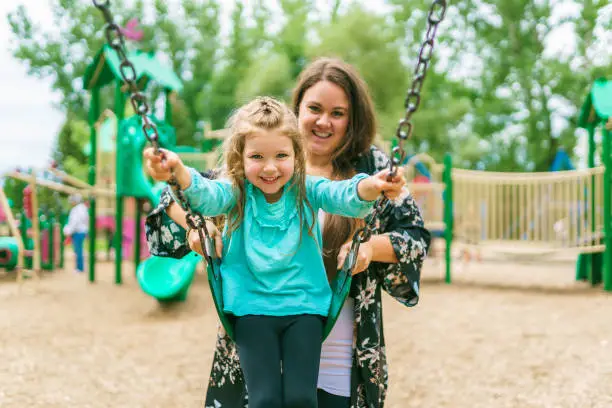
[317,209,355,397]
[318,298,355,397]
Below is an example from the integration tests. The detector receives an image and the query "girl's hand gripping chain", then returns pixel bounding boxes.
[143,147,192,189]
[357,167,406,201]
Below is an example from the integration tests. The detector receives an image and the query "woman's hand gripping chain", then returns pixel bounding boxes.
[187,220,224,259]
[336,168,406,274]
[337,240,373,275]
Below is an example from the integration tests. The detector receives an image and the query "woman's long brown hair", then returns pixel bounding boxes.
[292,57,377,281]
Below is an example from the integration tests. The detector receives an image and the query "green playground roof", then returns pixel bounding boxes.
[578,77,612,128]
[83,45,183,92]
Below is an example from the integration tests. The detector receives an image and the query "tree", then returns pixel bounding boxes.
[7,0,221,151]
[388,0,611,170]
[204,1,253,130]
[447,0,610,170]
[2,177,27,214]
[51,113,90,181]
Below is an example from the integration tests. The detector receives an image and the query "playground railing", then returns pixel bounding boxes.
[451,166,605,254]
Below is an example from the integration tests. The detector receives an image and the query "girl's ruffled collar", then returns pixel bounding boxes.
[245,181,298,229]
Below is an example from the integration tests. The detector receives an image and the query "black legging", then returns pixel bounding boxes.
[234,314,324,408]
[317,388,351,408]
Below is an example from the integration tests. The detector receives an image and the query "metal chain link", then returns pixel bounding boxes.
[341,0,447,274]
[391,0,447,174]
[92,0,215,260]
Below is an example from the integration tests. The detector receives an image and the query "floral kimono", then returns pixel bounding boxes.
[145,145,431,408]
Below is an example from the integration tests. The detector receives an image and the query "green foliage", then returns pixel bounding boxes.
[2,178,27,212]
[6,0,612,172]
[236,53,294,104]
[442,0,610,170]
[51,114,89,181]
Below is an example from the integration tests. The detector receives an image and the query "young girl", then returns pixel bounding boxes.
[143,96,405,408]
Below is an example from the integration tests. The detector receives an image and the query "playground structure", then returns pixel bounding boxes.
[82,44,226,303]
[405,78,612,292]
[5,30,608,304]
[0,168,83,280]
[0,44,222,296]
[0,188,27,280]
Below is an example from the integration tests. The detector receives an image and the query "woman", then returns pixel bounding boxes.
[145,57,430,407]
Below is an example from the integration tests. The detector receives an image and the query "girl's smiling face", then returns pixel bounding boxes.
[243,129,295,203]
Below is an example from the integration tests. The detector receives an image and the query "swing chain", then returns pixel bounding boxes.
[93,0,160,150]
[390,0,447,176]
[342,0,446,274]
[92,0,215,260]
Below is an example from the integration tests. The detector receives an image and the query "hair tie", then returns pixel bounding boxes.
[260,99,272,114]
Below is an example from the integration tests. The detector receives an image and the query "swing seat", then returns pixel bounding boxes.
[205,233,353,342]
[207,257,351,343]
[206,255,236,341]
[323,266,353,340]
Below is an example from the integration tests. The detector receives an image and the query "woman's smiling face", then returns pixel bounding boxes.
[297,80,349,162]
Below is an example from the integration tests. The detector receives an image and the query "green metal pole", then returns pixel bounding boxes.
[443,153,453,284]
[602,126,612,292]
[39,212,49,270]
[19,211,32,269]
[114,81,126,285]
[59,212,66,269]
[48,213,54,270]
[587,124,596,284]
[88,86,100,282]
[134,199,141,271]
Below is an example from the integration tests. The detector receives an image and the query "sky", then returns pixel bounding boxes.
[0,1,62,176]
[0,1,608,176]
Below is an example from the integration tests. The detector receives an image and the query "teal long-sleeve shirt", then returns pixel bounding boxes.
[179,167,374,317]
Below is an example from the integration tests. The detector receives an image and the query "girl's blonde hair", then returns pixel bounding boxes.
[222,96,315,238]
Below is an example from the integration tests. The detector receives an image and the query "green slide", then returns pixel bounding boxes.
[0,237,20,271]
[136,252,202,303]
[117,113,202,303]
